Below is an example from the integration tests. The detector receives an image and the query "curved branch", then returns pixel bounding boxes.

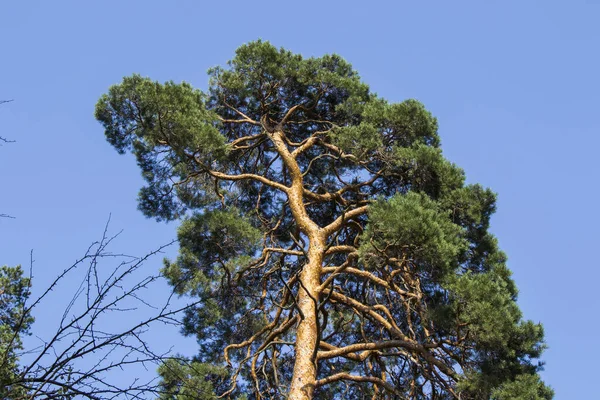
[315,373,403,397]
[323,205,369,237]
[208,170,289,193]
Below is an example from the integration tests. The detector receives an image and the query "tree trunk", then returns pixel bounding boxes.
[288,237,324,400]
[268,130,324,399]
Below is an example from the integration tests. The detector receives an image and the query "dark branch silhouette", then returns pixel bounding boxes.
[1,99,15,144]
[1,218,198,399]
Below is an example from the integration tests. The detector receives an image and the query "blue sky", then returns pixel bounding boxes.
[1,1,598,397]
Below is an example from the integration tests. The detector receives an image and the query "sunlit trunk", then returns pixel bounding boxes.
[288,238,324,400]
[267,129,324,399]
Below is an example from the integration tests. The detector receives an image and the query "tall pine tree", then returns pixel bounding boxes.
[96,40,551,399]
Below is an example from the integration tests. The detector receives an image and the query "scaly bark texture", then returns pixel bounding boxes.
[287,237,322,400]
[96,40,553,399]
[270,128,325,399]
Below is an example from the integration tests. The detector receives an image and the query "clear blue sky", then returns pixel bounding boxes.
[1,1,598,397]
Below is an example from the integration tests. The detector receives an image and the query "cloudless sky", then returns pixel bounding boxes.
[1,1,598,397]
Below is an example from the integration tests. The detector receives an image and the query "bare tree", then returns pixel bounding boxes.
[1,219,197,399]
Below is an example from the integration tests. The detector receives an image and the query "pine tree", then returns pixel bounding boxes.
[96,40,552,399]
[0,265,33,399]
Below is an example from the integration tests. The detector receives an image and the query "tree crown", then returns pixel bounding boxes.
[96,40,551,399]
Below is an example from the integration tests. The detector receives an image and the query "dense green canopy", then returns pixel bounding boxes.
[0,265,33,399]
[97,40,551,399]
